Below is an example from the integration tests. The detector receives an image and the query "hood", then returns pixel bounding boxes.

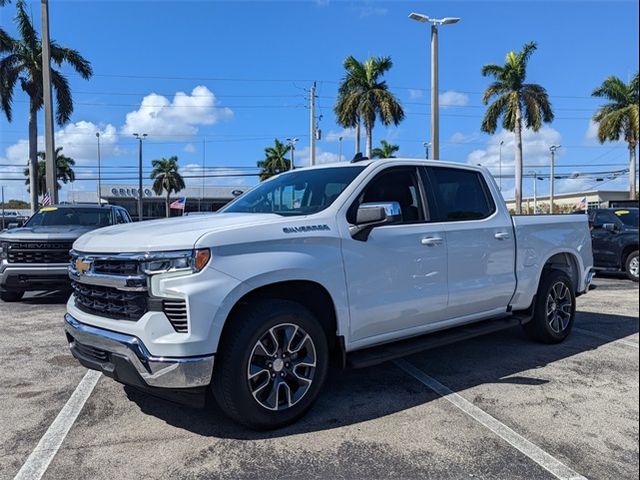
[72,213,283,253]
[0,225,96,241]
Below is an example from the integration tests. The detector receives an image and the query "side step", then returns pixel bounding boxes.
[346,316,524,369]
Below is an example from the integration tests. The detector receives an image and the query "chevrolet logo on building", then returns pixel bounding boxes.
[74,258,92,274]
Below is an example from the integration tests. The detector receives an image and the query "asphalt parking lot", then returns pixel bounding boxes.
[1,275,638,480]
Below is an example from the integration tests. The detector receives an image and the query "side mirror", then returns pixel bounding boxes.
[349,202,402,241]
[602,223,618,232]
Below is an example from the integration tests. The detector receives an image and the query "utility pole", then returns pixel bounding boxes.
[498,140,504,191]
[529,171,538,214]
[1,186,5,231]
[549,145,561,214]
[287,138,299,171]
[309,82,316,166]
[423,142,431,160]
[133,133,147,221]
[338,136,343,161]
[201,138,206,212]
[96,132,101,204]
[41,0,57,204]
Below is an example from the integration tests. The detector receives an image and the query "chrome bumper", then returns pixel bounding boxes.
[64,314,214,389]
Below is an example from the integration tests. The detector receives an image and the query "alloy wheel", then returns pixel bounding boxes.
[546,281,573,334]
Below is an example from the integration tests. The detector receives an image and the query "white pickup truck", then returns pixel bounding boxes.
[64,159,593,429]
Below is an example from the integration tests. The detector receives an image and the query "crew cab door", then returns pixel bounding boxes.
[423,166,516,318]
[340,166,448,345]
[590,210,622,267]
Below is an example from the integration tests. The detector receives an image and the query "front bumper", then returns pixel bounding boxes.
[64,313,214,391]
[0,261,69,291]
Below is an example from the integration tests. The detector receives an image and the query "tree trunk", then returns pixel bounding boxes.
[28,102,39,213]
[166,190,170,218]
[365,123,373,159]
[630,142,637,200]
[514,105,523,215]
[354,120,361,155]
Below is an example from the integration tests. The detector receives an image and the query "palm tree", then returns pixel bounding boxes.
[257,139,291,180]
[371,140,400,159]
[150,156,186,218]
[592,73,639,199]
[480,42,554,214]
[0,0,92,212]
[334,56,404,158]
[23,146,75,198]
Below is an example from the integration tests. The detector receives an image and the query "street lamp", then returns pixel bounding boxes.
[133,133,147,221]
[498,140,504,191]
[549,144,561,214]
[409,12,460,160]
[286,137,299,171]
[96,132,102,205]
[338,136,343,161]
[528,170,539,214]
[423,142,431,160]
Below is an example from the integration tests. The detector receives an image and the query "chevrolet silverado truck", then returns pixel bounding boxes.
[64,159,593,429]
[0,204,132,301]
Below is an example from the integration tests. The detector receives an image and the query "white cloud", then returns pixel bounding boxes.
[325,128,355,142]
[121,86,233,138]
[449,131,480,144]
[183,143,196,153]
[294,146,341,167]
[585,120,599,141]
[408,89,424,100]
[439,90,469,108]
[467,127,562,175]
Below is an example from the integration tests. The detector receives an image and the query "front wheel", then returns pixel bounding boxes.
[524,270,576,344]
[211,299,329,430]
[625,250,639,282]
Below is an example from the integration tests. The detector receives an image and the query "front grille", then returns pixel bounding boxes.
[92,259,140,276]
[71,280,148,320]
[163,299,188,333]
[7,241,73,263]
[73,340,110,362]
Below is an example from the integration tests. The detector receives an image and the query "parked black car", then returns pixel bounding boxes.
[0,204,132,301]
[587,208,639,282]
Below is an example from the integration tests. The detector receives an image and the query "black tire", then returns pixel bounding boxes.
[1,290,24,302]
[211,299,329,430]
[524,270,576,344]
[624,250,639,282]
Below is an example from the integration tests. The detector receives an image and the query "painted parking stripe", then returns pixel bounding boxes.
[14,371,101,480]
[573,327,639,349]
[394,359,587,480]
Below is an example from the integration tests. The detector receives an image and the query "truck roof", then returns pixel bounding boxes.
[292,157,485,172]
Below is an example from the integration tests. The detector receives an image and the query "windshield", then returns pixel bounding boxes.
[613,209,639,228]
[26,207,113,227]
[223,166,365,216]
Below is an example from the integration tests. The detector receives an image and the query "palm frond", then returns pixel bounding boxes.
[14,1,38,50]
[480,64,504,79]
[51,69,73,124]
[50,43,92,79]
[481,93,510,134]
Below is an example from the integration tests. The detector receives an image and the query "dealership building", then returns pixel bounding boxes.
[68,184,248,219]
[504,189,633,213]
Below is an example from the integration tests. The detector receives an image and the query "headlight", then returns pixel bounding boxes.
[0,242,7,260]
[141,248,210,275]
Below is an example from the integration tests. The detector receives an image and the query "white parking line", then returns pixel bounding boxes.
[573,327,639,349]
[394,359,587,480]
[14,370,101,480]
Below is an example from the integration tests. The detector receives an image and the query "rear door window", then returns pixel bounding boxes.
[426,167,495,221]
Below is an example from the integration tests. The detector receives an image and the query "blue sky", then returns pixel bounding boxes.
[0,0,638,202]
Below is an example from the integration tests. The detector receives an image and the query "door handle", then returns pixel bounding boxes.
[421,236,443,246]
[494,232,511,240]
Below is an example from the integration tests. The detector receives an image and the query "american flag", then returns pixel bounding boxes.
[170,197,186,210]
[575,196,587,211]
[42,191,52,206]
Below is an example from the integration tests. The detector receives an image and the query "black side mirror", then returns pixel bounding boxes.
[602,223,619,233]
[349,202,402,241]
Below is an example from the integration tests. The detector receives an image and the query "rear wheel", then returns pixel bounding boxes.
[1,290,24,302]
[211,299,329,430]
[524,270,576,344]
[625,250,639,282]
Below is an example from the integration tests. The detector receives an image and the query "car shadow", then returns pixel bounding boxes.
[124,310,638,440]
[20,290,71,305]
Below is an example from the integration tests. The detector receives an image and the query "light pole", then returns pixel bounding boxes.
[549,145,561,214]
[338,136,343,161]
[286,137,299,171]
[423,142,431,160]
[41,0,57,206]
[96,132,101,204]
[529,170,538,214]
[133,133,147,221]
[1,185,5,231]
[498,140,504,191]
[409,12,460,161]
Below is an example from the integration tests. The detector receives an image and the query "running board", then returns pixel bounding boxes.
[346,316,524,369]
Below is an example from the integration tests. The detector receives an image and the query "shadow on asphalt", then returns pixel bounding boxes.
[123,310,639,439]
[19,290,71,305]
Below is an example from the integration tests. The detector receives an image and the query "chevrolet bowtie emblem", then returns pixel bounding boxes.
[75,258,92,273]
